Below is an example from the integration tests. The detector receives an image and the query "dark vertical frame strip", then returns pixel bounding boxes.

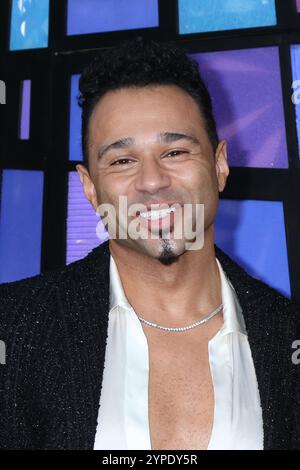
[0,0,10,54]
[48,0,68,52]
[40,52,69,271]
[276,0,300,27]
[157,0,178,40]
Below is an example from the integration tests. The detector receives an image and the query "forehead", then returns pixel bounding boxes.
[88,85,207,144]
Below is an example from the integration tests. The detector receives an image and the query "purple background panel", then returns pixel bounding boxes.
[297,0,300,12]
[69,75,82,161]
[215,199,290,298]
[67,172,109,264]
[0,170,44,283]
[192,47,288,168]
[67,0,159,35]
[19,79,31,140]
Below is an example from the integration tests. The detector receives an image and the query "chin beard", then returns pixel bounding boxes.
[158,235,178,266]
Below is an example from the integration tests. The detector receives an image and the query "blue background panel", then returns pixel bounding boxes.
[290,44,300,159]
[0,170,44,283]
[67,0,159,35]
[215,199,290,298]
[179,0,277,34]
[10,0,49,51]
[69,75,82,162]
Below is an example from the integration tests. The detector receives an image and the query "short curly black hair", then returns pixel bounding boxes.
[78,37,219,169]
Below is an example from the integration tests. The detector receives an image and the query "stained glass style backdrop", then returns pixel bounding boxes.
[178,0,277,34]
[10,0,49,51]
[0,0,298,300]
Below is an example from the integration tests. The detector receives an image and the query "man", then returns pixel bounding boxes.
[0,38,299,450]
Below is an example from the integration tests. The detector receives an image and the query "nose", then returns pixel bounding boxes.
[134,156,171,195]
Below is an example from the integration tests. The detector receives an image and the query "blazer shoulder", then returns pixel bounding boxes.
[257,278,300,326]
[0,242,105,300]
[0,253,92,331]
[215,244,300,326]
[0,242,110,331]
[0,263,65,306]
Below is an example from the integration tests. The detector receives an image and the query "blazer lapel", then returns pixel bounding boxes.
[55,240,111,449]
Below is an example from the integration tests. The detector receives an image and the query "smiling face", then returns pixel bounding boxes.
[76,85,229,261]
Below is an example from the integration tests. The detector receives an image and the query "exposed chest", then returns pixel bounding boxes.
[144,328,216,450]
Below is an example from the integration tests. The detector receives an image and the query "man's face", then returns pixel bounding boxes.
[76,85,229,261]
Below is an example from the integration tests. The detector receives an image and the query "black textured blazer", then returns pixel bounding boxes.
[0,240,299,450]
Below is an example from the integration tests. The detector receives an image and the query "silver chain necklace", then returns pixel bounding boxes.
[137,303,223,332]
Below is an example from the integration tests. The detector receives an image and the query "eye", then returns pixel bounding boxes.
[110,158,134,166]
[164,150,188,159]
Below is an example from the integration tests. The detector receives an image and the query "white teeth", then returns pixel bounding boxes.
[139,207,175,220]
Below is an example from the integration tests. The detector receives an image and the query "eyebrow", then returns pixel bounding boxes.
[158,132,200,146]
[97,132,201,160]
[97,137,134,160]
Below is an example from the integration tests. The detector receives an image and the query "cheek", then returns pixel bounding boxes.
[179,162,216,197]
[94,175,128,208]
[109,169,138,192]
[93,178,113,206]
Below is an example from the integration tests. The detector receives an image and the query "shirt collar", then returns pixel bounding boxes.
[109,255,132,311]
[215,257,247,336]
[109,254,247,336]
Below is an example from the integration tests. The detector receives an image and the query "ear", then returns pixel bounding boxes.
[76,164,98,210]
[214,140,230,193]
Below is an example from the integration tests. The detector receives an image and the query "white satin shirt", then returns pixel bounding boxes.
[94,255,264,450]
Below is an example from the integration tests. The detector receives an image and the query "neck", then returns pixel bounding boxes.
[109,225,222,325]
